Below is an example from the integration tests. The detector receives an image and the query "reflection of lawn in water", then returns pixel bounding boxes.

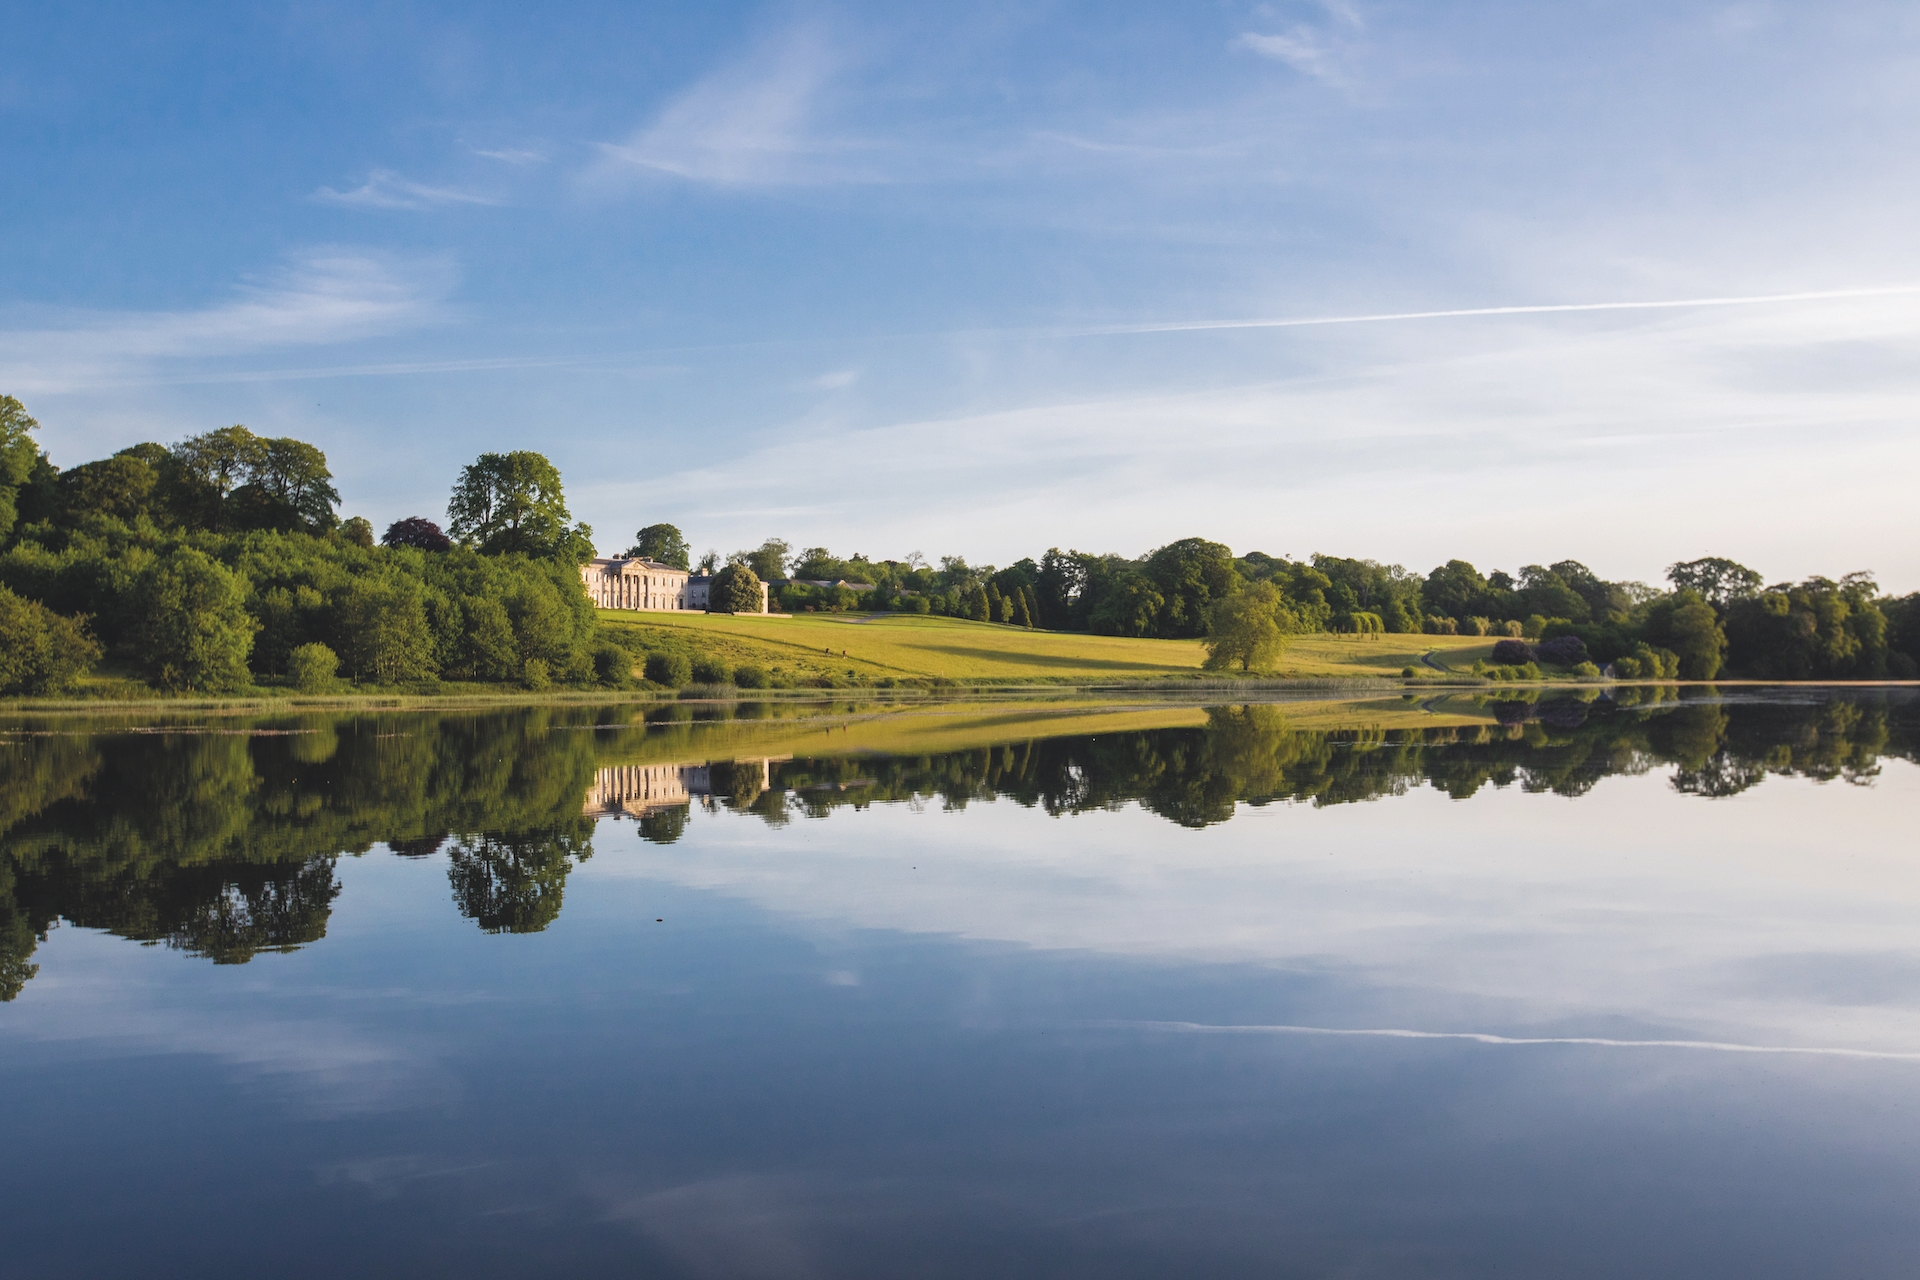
[600,611,1501,681]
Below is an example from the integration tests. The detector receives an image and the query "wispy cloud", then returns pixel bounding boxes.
[810,369,859,389]
[0,249,454,395]
[314,168,502,211]
[1234,30,1341,80]
[465,145,547,165]
[595,27,860,186]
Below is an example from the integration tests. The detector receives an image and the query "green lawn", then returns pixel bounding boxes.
[595,610,1500,683]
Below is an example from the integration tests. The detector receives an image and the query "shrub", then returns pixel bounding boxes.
[1491,639,1536,665]
[645,651,692,687]
[1467,616,1492,636]
[522,657,551,691]
[1502,620,1524,638]
[1535,635,1589,667]
[1613,656,1640,678]
[1522,614,1548,639]
[0,584,101,695]
[1572,661,1601,679]
[734,663,770,689]
[691,655,731,684]
[1401,665,1417,677]
[287,642,339,693]
[591,642,633,688]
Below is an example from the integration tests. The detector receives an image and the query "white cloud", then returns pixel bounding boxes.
[594,27,860,186]
[810,369,859,390]
[466,145,547,165]
[0,249,455,395]
[314,168,502,211]
[1234,29,1343,82]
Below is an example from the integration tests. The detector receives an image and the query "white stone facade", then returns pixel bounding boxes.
[580,556,770,613]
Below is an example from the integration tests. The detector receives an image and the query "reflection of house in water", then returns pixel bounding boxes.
[583,760,781,819]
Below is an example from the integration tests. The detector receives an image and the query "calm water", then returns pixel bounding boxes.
[3,689,1918,1278]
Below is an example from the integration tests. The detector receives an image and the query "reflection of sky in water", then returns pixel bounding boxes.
[4,735,1920,1275]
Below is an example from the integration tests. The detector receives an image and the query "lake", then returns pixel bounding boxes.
[2,687,1917,1277]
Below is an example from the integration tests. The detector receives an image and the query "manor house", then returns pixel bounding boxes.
[579,556,769,613]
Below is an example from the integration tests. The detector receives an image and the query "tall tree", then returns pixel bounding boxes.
[626,522,690,568]
[446,451,593,560]
[173,426,268,531]
[1203,582,1292,672]
[132,547,259,692]
[1667,557,1764,610]
[731,539,791,582]
[246,437,341,532]
[0,395,45,541]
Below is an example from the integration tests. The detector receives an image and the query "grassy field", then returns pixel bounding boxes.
[597,609,1502,683]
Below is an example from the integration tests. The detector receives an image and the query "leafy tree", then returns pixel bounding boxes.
[731,538,791,582]
[173,426,269,530]
[1517,564,1591,623]
[1668,556,1763,610]
[626,522,690,568]
[133,547,258,691]
[1423,559,1488,622]
[1202,582,1292,672]
[58,454,159,525]
[1723,576,1886,679]
[968,582,991,622]
[1644,588,1728,679]
[337,575,435,683]
[1012,589,1033,628]
[383,517,452,552]
[0,395,44,542]
[696,549,721,573]
[710,563,764,614]
[446,830,588,934]
[0,584,100,694]
[229,437,339,533]
[338,516,374,548]
[287,642,339,692]
[446,451,593,560]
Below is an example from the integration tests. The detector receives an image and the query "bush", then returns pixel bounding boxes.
[1502,620,1524,638]
[691,655,731,684]
[1401,665,1417,677]
[645,651,692,687]
[0,585,101,695]
[1522,614,1548,639]
[1572,661,1601,679]
[734,663,770,689]
[1491,639,1536,665]
[287,642,339,693]
[1467,616,1491,636]
[522,657,551,691]
[592,642,633,688]
[1535,635,1589,667]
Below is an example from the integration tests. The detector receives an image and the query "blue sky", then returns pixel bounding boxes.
[4,1,1917,587]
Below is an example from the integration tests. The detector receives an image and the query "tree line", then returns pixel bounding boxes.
[2,391,1917,694]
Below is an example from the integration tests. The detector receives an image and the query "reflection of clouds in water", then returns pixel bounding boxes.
[591,763,1920,1056]
[1,939,444,1115]
[1120,1021,1920,1062]
[597,1173,846,1280]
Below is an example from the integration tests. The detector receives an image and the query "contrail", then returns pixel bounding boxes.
[1115,1020,1920,1062]
[1074,284,1920,337]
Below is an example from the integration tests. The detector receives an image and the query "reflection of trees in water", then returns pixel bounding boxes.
[766,693,1919,829]
[0,709,603,997]
[0,692,1913,998]
[446,828,593,934]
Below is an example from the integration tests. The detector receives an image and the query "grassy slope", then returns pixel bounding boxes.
[596,610,1501,682]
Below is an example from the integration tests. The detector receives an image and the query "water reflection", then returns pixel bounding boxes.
[0,690,1912,1000]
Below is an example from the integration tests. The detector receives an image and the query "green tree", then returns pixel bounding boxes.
[228,437,340,533]
[626,522,690,568]
[1202,582,1293,672]
[57,454,159,524]
[446,451,592,560]
[286,642,339,693]
[133,547,259,691]
[968,582,991,622]
[710,563,764,614]
[1423,559,1488,622]
[337,575,435,683]
[0,584,101,694]
[174,425,269,531]
[1645,588,1728,679]
[731,538,791,582]
[0,395,44,542]
[1668,556,1763,610]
